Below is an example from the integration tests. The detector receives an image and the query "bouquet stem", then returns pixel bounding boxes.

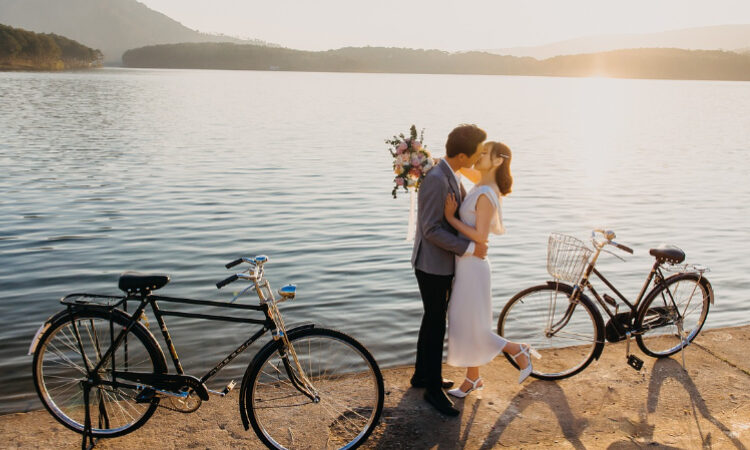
[406,188,416,241]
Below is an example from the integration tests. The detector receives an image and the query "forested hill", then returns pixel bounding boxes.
[0,23,102,70]
[0,0,272,63]
[122,43,750,81]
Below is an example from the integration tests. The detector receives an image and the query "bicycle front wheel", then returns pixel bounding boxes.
[32,307,167,437]
[246,327,384,450]
[498,283,605,380]
[636,273,712,357]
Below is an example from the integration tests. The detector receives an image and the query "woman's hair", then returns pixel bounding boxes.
[487,141,513,196]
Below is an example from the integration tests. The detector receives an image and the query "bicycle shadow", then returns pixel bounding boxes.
[643,357,747,450]
[479,379,588,450]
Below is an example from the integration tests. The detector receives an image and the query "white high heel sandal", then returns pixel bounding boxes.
[447,376,484,398]
[512,344,541,384]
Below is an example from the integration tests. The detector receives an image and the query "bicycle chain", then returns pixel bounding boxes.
[98,385,202,413]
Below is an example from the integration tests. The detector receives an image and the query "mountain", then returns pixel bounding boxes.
[0,0,272,63]
[488,24,750,59]
[122,43,750,81]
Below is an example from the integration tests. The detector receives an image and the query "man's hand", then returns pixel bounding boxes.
[473,241,488,259]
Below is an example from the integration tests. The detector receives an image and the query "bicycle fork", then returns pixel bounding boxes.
[268,302,319,402]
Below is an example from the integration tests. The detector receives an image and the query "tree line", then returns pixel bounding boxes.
[0,23,103,70]
[122,42,750,81]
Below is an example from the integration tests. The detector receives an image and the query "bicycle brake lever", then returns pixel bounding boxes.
[601,248,626,262]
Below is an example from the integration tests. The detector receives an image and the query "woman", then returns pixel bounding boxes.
[444,141,540,398]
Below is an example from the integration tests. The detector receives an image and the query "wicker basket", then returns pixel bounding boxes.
[547,233,592,283]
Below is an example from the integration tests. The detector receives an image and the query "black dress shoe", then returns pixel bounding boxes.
[424,389,460,417]
[410,377,455,389]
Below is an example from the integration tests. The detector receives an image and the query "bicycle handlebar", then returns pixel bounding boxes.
[613,241,634,254]
[216,274,238,289]
[592,229,634,255]
[225,258,244,269]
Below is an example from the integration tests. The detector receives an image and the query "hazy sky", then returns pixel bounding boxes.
[138,0,750,51]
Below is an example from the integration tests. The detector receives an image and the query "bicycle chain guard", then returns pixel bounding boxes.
[605,312,632,343]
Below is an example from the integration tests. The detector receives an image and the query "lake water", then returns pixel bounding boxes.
[1,68,749,414]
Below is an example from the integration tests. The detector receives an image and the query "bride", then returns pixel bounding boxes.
[443,141,540,398]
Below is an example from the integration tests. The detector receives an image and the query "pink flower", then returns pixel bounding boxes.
[397,141,408,153]
[395,177,405,186]
[411,140,422,150]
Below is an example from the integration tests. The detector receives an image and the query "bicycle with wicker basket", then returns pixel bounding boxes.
[497,229,714,380]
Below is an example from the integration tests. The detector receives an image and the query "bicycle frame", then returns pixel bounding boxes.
[579,262,666,323]
[78,293,272,386]
[565,235,677,341]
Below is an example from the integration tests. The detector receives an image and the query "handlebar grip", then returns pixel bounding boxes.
[216,274,238,289]
[616,243,634,254]
[225,258,243,269]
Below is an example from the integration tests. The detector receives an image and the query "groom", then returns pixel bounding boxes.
[410,124,488,416]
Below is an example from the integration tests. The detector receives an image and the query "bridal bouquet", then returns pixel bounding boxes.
[387,125,435,199]
[386,125,436,240]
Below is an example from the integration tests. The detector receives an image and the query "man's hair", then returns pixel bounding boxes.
[445,124,487,158]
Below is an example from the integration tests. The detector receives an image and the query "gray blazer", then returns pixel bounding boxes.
[411,159,471,276]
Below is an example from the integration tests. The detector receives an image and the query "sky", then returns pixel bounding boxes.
[138,0,750,51]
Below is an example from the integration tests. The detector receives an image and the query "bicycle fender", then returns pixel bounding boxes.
[544,281,607,361]
[238,323,315,430]
[28,306,155,357]
[28,308,81,355]
[666,272,715,305]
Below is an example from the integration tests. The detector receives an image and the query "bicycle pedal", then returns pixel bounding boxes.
[627,355,644,371]
[135,387,156,403]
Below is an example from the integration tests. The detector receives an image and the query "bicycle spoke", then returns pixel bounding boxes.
[552,330,597,342]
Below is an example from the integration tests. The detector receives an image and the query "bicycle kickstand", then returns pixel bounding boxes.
[677,319,688,371]
[624,332,644,371]
[81,381,97,450]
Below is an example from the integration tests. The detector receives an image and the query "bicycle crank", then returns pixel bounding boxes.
[624,332,644,371]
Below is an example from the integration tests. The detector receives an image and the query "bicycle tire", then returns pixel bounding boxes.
[244,327,384,450]
[498,282,605,380]
[32,307,167,437]
[635,272,712,358]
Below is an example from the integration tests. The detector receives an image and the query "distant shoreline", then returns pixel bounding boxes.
[0,63,101,71]
[121,43,750,82]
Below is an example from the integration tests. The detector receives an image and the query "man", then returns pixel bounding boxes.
[410,124,488,416]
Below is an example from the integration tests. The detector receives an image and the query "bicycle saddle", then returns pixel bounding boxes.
[118,272,170,295]
[649,244,685,264]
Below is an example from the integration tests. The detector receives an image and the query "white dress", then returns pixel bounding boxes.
[446,185,508,368]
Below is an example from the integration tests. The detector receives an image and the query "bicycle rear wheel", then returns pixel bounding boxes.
[636,273,712,357]
[246,327,384,449]
[32,307,166,437]
[498,283,605,380]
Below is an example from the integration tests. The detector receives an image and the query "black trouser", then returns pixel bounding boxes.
[413,269,453,392]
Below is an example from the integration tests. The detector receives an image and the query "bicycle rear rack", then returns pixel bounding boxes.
[61,293,127,308]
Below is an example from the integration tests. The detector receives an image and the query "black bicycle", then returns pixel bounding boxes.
[497,230,714,380]
[29,255,384,449]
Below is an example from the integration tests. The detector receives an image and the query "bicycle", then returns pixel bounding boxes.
[29,255,384,449]
[497,230,714,380]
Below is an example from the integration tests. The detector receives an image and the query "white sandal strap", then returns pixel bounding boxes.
[464,376,482,389]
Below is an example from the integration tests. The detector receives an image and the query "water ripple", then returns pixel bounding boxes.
[1,69,749,414]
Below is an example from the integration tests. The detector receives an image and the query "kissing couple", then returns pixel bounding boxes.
[410,124,540,416]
